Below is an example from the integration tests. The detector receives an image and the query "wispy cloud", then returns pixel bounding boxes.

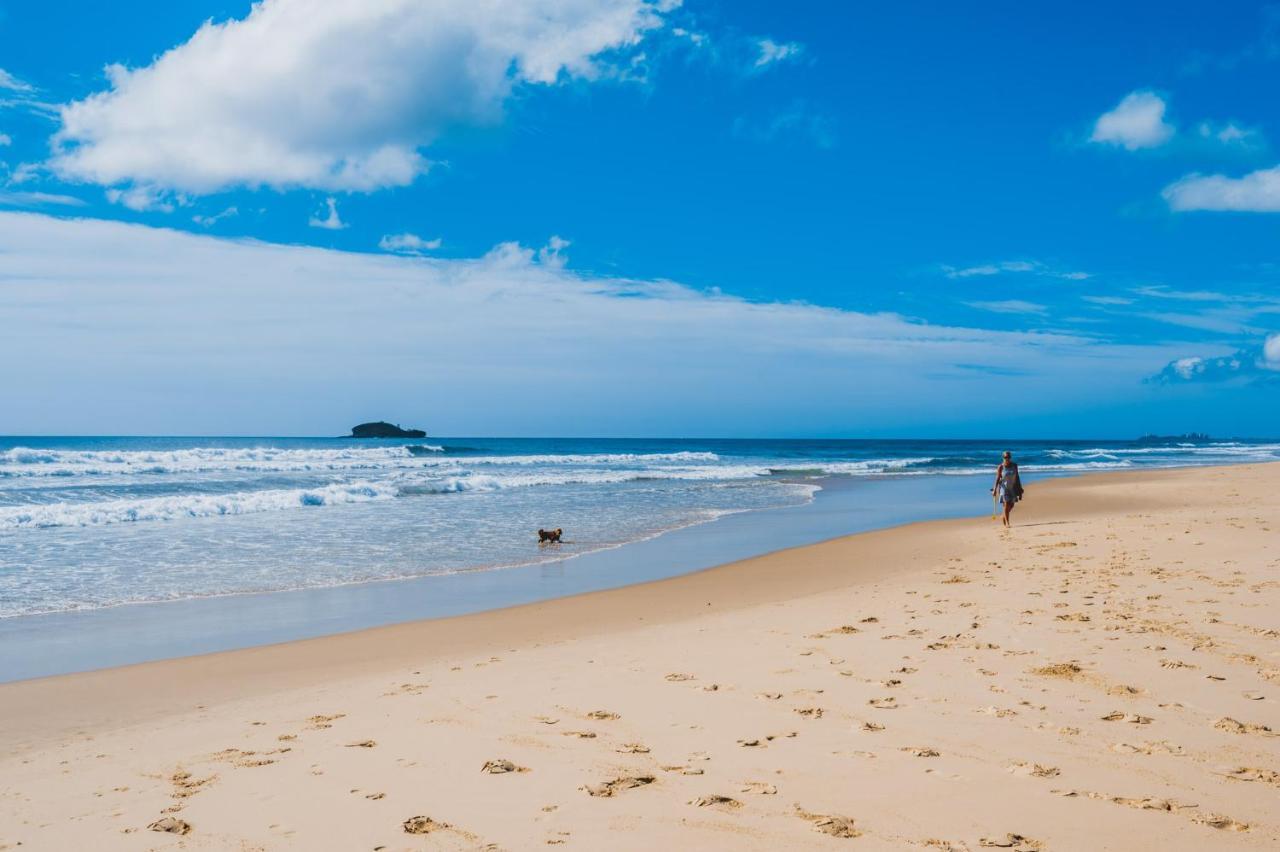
[733,100,836,149]
[0,212,1182,434]
[0,68,33,93]
[1082,295,1134,306]
[308,197,346,230]
[966,299,1048,315]
[0,191,86,208]
[192,206,238,227]
[1196,121,1263,148]
[942,260,1090,281]
[753,38,803,69]
[106,185,179,212]
[1089,90,1175,151]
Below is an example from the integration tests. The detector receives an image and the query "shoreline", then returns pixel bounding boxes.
[0,465,1196,741]
[0,472,991,683]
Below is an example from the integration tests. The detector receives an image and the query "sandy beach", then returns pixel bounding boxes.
[2,463,1278,851]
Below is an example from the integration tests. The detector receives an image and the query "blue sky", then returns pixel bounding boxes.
[1,0,1278,436]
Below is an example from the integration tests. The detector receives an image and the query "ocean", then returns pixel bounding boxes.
[2,435,1278,623]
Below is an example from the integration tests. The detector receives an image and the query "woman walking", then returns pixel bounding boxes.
[992,450,1023,527]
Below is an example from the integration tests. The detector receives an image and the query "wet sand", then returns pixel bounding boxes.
[2,464,1277,850]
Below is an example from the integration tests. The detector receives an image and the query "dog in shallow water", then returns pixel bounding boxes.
[537,528,563,543]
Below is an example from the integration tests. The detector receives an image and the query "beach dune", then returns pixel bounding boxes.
[2,464,1278,850]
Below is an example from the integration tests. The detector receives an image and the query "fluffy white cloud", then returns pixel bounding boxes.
[379,232,442,254]
[308,197,346,230]
[1163,165,1280,212]
[0,133,11,146]
[0,212,1176,435]
[49,0,674,197]
[1090,91,1174,150]
[754,38,803,68]
[1151,333,1280,383]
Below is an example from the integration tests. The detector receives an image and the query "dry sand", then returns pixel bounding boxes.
[2,464,1278,851]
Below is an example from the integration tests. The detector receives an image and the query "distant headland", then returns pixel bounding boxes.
[1135,432,1211,443]
[350,421,427,439]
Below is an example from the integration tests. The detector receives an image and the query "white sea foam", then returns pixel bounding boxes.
[0,446,720,478]
[0,480,398,529]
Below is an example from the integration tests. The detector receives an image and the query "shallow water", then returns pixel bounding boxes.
[2,436,1277,621]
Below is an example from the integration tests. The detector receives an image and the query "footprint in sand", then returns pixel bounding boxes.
[978,834,1041,850]
[1218,766,1280,786]
[306,713,345,730]
[690,794,742,810]
[1214,717,1273,735]
[583,775,655,797]
[344,740,376,748]
[665,673,696,682]
[585,710,620,720]
[615,743,650,754]
[1192,813,1250,832]
[901,747,940,757]
[481,759,528,774]
[147,817,192,835]
[1100,712,1152,724]
[795,707,824,719]
[794,806,860,838]
[402,815,451,835]
[1007,762,1059,778]
[740,781,778,795]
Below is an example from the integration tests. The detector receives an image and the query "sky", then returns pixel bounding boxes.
[1,0,1278,437]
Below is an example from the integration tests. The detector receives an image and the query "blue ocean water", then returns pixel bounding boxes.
[1,436,1277,619]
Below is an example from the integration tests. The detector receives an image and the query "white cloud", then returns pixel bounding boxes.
[192,206,238,227]
[379,232,442,254]
[1151,333,1280,383]
[966,300,1048,315]
[0,68,33,92]
[1082,295,1134,306]
[0,212,1177,435]
[754,38,803,68]
[0,191,85,208]
[308,197,346,230]
[1163,165,1280,212]
[0,133,10,146]
[1090,91,1175,150]
[942,260,1090,281]
[1197,121,1260,146]
[536,235,571,268]
[106,185,180,212]
[49,0,674,196]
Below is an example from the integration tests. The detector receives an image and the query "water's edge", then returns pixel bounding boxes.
[0,474,986,683]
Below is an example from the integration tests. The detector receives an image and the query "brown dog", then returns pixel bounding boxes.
[537,528,563,543]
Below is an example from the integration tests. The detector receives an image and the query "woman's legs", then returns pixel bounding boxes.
[1002,499,1013,526]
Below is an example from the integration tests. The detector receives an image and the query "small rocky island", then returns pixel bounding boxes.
[350,421,427,439]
